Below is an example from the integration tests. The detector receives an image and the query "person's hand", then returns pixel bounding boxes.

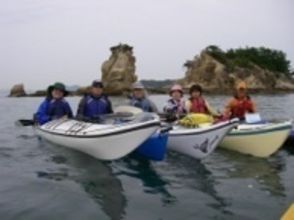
[60,115,68,120]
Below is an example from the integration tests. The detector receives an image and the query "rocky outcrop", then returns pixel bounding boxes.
[101,44,137,95]
[29,90,47,97]
[9,84,26,97]
[180,50,294,93]
[181,52,230,91]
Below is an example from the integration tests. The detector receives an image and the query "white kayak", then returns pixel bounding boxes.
[220,121,292,157]
[35,112,160,160]
[167,119,239,159]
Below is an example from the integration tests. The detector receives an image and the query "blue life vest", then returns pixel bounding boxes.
[47,99,71,119]
[35,98,73,125]
[83,95,110,118]
[130,97,152,112]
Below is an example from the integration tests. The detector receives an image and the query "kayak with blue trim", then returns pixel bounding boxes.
[134,129,169,161]
[35,112,160,160]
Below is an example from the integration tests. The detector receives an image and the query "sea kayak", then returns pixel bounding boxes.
[35,112,160,160]
[220,121,292,157]
[167,119,239,159]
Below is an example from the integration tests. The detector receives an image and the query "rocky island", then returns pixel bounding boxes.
[178,45,294,93]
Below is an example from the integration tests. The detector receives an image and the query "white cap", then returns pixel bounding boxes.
[132,81,145,90]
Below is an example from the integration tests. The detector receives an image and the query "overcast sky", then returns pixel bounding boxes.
[0,0,293,90]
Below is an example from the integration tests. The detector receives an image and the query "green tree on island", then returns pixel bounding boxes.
[205,45,292,76]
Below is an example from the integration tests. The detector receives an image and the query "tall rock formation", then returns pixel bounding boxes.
[101,44,137,95]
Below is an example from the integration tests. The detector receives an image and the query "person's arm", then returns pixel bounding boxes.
[163,100,174,113]
[185,100,191,114]
[106,98,113,114]
[35,100,50,125]
[223,98,234,118]
[205,100,219,117]
[65,102,73,118]
[76,97,87,119]
[251,100,256,113]
[149,99,158,113]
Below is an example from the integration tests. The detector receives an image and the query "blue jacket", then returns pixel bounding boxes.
[129,97,157,113]
[35,98,73,125]
[76,95,113,120]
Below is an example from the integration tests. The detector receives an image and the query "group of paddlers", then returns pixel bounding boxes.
[34,80,256,125]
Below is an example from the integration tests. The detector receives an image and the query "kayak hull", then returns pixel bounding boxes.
[167,119,239,159]
[35,115,160,160]
[220,121,292,157]
[135,131,168,161]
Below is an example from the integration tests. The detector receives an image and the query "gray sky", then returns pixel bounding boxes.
[0,0,293,90]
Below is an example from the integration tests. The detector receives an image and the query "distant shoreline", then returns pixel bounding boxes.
[4,88,294,98]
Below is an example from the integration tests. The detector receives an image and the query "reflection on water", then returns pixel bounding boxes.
[36,146,127,220]
[165,152,233,215]
[217,149,286,197]
[283,139,294,154]
[114,156,176,206]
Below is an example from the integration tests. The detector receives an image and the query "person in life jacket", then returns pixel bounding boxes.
[34,82,73,125]
[185,84,219,116]
[76,80,113,121]
[129,82,158,113]
[223,81,256,120]
[163,84,186,121]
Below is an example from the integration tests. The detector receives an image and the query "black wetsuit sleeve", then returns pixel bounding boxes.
[76,97,87,119]
[107,99,113,114]
[66,102,73,118]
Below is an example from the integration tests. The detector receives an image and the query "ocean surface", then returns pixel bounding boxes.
[0,94,294,220]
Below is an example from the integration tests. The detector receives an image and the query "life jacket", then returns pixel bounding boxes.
[130,97,152,112]
[47,98,72,119]
[83,95,110,118]
[189,97,208,114]
[230,96,254,120]
[164,99,186,114]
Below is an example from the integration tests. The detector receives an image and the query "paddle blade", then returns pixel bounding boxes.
[16,119,35,126]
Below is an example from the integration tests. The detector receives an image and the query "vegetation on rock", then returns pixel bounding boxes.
[205,45,291,76]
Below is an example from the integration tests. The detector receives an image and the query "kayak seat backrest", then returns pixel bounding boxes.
[130,112,155,124]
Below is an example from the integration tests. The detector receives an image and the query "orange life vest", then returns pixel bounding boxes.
[190,97,208,114]
[230,97,254,120]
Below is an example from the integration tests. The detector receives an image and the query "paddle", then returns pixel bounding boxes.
[17,111,137,126]
[16,119,35,126]
[159,125,173,133]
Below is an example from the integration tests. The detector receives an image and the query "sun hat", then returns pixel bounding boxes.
[132,81,145,90]
[169,84,183,95]
[48,82,69,96]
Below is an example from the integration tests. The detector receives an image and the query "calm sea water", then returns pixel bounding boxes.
[0,94,294,220]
